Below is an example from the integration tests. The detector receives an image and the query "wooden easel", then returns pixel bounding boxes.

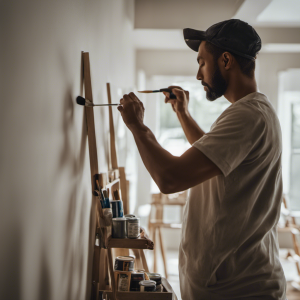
[82,52,177,300]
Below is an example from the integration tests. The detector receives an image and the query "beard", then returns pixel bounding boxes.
[202,62,228,101]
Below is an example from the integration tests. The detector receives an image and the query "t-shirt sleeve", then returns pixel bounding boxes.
[193,103,265,177]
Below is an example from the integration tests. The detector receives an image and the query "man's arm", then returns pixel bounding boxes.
[177,109,205,145]
[164,86,205,144]
[118,92,222,194]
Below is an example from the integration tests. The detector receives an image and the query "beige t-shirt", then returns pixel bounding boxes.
[179,92,286,300]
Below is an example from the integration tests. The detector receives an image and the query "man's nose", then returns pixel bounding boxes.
[196,68,202,81]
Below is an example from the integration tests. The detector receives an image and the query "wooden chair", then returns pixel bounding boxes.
[148,191,187,278]
[277,195,300,290]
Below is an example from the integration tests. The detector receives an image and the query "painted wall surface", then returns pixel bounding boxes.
[0,1,135,299]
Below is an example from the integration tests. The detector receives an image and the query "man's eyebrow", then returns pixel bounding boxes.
[197,56,203,63]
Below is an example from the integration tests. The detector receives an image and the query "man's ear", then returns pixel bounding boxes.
[222,52,233,70]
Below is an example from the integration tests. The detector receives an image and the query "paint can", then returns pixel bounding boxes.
[126,217,140,239]
[114,256,135,271]
[130,271,145,291]
[112,218,126,238]
[114,271,131,292]
[139,280,156,292]
[147,273,162,292]
[110,200,124,218]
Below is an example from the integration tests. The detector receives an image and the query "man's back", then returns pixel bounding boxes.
[179,92,286,299]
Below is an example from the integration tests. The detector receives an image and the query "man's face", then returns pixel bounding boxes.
[196,41,228,101]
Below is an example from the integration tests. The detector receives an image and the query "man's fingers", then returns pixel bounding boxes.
[172,88,185,100]
[117,105,124,112]
[123,94,132,102]
[128,92,140,102]
[168,85,184,91]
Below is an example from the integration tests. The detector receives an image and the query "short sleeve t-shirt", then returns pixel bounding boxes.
[179,92,286,300]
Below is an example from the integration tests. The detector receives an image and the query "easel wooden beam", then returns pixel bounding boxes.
[82,52,105,300]
[107,82,118,170]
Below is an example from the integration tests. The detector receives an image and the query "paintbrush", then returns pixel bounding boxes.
[76,96,119,107]
[138,88,177,99]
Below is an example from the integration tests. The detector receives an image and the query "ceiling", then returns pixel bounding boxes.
[134,0,300,52]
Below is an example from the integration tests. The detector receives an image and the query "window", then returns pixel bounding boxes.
[290,102,300,210]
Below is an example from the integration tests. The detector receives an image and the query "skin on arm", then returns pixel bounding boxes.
[118,92,222,194]
[163,85,205,145]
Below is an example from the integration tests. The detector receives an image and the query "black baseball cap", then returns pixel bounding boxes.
[183,19,261,61]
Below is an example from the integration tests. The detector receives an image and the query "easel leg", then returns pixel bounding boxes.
[107,248,116,300]
[153,227,157,273]
[139,249,150,273]
[159,227,168,278]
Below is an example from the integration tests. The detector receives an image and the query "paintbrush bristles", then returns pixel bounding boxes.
[76,96,94,106]
[138,90,154,93]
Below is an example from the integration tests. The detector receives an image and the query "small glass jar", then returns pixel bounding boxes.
[147,273,162,292]
[139,280,156,292]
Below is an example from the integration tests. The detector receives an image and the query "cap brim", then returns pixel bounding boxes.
[183,28,206,52]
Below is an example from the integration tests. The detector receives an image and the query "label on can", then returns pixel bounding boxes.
[114,256,135,271]
[118,274,129,291]
[114,271,131,292]
[128,223,140,238]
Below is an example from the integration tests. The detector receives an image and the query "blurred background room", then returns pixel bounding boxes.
[1,1,300,299]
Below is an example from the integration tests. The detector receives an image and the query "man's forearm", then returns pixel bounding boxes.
[131,124,177,193]
[177,111,205,144]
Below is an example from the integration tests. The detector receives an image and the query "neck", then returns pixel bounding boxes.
[224,73,257,103]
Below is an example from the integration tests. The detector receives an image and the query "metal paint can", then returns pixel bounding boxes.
[110,200,124,218]
[126,217,140,239]
[130,271,145,291]
[112,218,126,238]
[114,256,135,271]
[147,273,162,292]
[139,280,156,292]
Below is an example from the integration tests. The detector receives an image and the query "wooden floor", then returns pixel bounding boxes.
[286,282,300,300]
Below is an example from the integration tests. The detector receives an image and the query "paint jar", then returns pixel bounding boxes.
[130,271,145,291]
[114,256,135,271]
[126,217,140,239]
[110,200,124,218]
[139,280,156,292]
[114,271,131,291]
[112,218,126,238]
[147,273,162,292]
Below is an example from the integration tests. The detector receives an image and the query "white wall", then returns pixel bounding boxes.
[0,1,135,299]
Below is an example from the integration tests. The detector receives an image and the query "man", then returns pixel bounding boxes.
[118,19,286,299]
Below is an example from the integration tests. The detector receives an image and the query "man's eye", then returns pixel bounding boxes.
[200,63,204,67]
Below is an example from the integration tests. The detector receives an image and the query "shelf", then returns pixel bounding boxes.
[100,277,176,300]
[101,290,172,300]
[107,237,154,250]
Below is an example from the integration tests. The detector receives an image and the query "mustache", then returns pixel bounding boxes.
[201,81,210,88]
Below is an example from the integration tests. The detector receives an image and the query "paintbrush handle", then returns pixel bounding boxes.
[160,88,177,99]
[93,104,119,106]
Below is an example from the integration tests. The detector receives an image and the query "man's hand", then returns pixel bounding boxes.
[118,92,145,131]
[163,85,189,115]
